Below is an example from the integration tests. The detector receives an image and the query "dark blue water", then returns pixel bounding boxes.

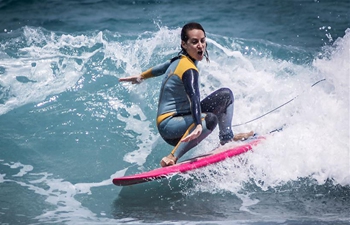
[0,0,349,224]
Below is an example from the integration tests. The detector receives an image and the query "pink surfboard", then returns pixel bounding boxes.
[113,137,264,186]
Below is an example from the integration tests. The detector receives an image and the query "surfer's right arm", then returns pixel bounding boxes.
[119,60,171,84]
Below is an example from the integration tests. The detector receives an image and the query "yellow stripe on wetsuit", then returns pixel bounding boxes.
[156,55,198,126]
[156,112,174,125]
[170,117,205,156]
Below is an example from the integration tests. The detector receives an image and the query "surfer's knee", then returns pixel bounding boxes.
[204,113,218,131]
[217,87,234,104]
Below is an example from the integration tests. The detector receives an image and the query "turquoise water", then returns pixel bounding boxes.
[0,0,349,224]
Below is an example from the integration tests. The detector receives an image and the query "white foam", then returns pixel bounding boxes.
[108,26,349,186]
[237,193,260,214]
[0,159,128,224]
[109,98,158,166]
[0,26,104,115]
[2,161,33,177]
[175,27,350,198]
[74,168,128,195]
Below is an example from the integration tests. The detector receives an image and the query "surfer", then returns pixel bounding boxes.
[119,22,254,167]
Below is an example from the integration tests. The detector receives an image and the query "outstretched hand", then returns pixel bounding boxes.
[181,124,203,142]
[119,75,143,84]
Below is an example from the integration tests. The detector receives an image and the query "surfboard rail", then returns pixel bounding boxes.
[113,137,264,186]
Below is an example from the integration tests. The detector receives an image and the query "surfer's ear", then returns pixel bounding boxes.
[181,40,187,50]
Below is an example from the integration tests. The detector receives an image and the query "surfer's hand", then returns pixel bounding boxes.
[182,124,202,142]
[119,75,143,84]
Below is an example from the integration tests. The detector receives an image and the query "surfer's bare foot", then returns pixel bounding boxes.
[160,154,177,167]
[233,131,255,141]
[220,131,255,145]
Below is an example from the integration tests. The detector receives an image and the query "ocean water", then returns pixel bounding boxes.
[0,0,349,224]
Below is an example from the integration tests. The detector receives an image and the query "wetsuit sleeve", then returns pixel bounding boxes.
[182,69,201,125]
[140,60,171,79]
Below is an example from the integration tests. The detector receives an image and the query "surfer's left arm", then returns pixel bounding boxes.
[181,69,203,142]
[119,60,171,84]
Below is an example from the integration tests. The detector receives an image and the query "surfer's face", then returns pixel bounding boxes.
[181,29,206,61]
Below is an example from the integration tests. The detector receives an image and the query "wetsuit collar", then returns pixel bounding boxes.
[182,53,198,66]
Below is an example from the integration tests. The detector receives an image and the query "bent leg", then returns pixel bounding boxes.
[201,88,234,144]
[171,113,217,159]
[201,87,254,145]
[160,113,218,166]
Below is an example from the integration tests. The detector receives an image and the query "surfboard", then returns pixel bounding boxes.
[113,136,264,186]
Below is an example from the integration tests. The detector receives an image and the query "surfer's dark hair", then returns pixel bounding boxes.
[179,22,210,62]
